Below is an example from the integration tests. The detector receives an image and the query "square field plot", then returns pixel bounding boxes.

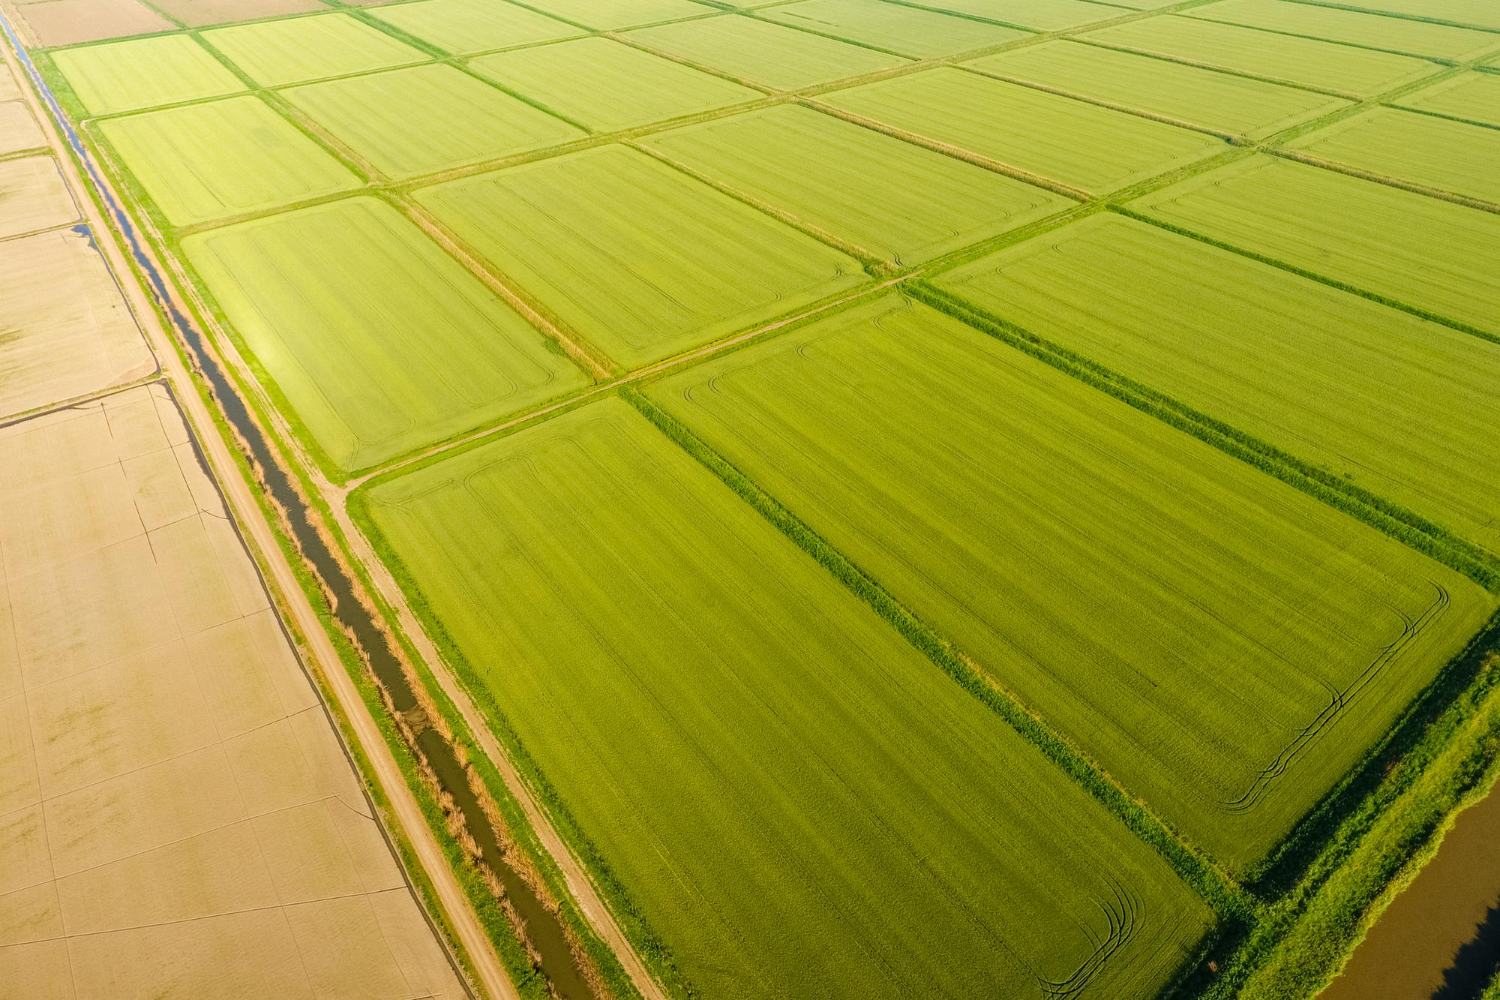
[626,14,909,90]
[51,35,245,116]
[470,36,759,132]
[0,99,46,156]
[282,64,583,179]
[761,0,1028,58]
[99,95,361,228]
[1081,15,1439,97]
[367,0,583,56]
[201,12,428,87]
[1132,154,1500,337]
[0,227,155,418]
[647,294,1498,866]
[414,145,867,369]
[905,0,1130,31]
[641,105,1070,265]
[1397,72,1500,128]
[968,41,1349,139]
[1285,107,1500,204]
[820,67,1226,196]
[513,0,708,29]
[0,155,78,238]
[1188,0,1500,61]
[359,397,1212,1000]
[181,197,587,475]
[934,213,1500,554]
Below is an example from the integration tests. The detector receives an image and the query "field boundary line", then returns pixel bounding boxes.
[1170,6,1474,63]
[1390,102,1500,134]
[909,280,1500,589]
[1264,144,1500,215]
[1282,0,1500,35]
[620,386,1253,923]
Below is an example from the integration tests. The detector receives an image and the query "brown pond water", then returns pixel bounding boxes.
[1322,781,1500,1000]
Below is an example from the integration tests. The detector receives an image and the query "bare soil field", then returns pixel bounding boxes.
[0,153,77,237]
[0,98,44,154]
[149,0,326,27]
[6,0,171,47]
[0,384,467,1000]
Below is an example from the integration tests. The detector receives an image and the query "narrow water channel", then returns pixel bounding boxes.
[1322,781,1500,1000]
[0,18,594,1000]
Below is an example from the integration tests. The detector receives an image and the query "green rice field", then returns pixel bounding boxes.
[933,213,1500,554]
[639,104,1071,264]
[469,36,759,132]
[1133,154,1500,335]
[360,396,1214,1000]
[413,144,866,368]
[97,95,360,226]
[819,67,1226,194]
[1284,107,1500,204]
[968,40,1350,138]
[1081,15,1439,96]
[181,197,587,473]
[32,0,1500,996]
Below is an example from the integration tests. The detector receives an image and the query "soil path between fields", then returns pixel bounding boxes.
[0,30,518,1000]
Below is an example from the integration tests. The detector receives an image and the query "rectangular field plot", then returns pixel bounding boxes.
[1305,0,1500,31]
[820,67,1226,195]
[1081,15,1438,97]
[1397,71,1500,128]
[968,40,1350,139]
[0,100,46,156]
[51,35,245,116]
[1133,154,1500,337]
[0,155,78,238]
[182,197,587,474]
[12,0,173,47]
[98,95,361,227]
[1285,107,1500,204]
[201,12,428,87]
[149,0,324,25]
[641,105,1070,265]
[359,397,1212,1000]
[282,64,583,179]
[906,0,1130,30]
[470,37,760,132]
[368,0,583,56]
[1188,0,1500,61]
[0,385,465,1000]
[934,213,1500,553]
[761,0,1029,57]
[647,294,1497,866]
[414,145,866,369]
[516,0,709,29]
[626,14,910,90]
[0,227,155,417]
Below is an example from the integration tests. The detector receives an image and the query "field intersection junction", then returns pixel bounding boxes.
[4,0,1500,998]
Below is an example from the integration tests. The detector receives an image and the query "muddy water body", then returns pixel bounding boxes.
[0,18,595,1000]
[1322,782,1500,1000]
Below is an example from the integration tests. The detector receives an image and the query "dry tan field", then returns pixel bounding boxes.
[5,0,171,47]
[0,98,44,155]
[0,385,468,999]
[0,154,76,236]
[150,0,325,27]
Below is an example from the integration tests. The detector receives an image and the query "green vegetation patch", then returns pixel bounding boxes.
[641,104,1070,264]
[905,0,1129,31]
[181,196,587,475]
[1276,0,1500,31]
[511,0,709,30]
[413,145,866,368]
[1081,15,1438,97]
[469,36,759,132]
[968,40,1350,139]
[282,64,583,179]
[360,396,1213,1000]
[1132,153,1500,337]
[367,0,583,56]
[761,0,1028,58]
[52,35,245,116]
[934,212,1500,555]
[98,95,361,227]
[647,293,1498,868]
[626,14,909,90]
[1285,107,1500,204]
[201,13,428,86]
[820,66,1225,195]
[1397,71,1500,128]
[1187,0,1500,61]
